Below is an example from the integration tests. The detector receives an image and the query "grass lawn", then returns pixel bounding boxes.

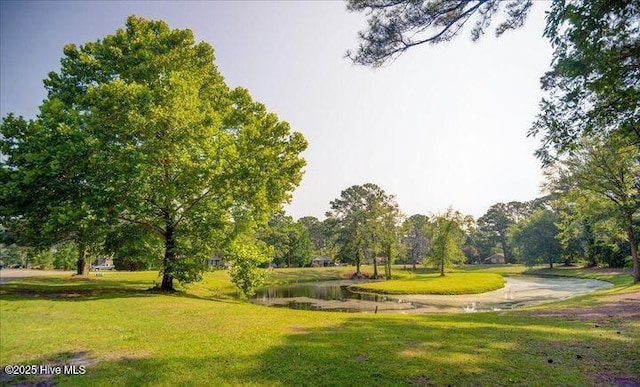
[349,272,505,295]
[1,266,639,386]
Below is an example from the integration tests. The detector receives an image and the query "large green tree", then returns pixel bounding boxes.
[554,191,630,268]
[510,209,562,269]
[477,201,533,263]
[1,16,307,292]
[298,216,338,258]
[327,183,402,278]
[372,190,403,279]
[103,223,162,271]
[1,108,108,275]
[546,134,640,282]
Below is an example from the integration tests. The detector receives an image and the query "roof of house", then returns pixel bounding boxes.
[484,253,505,261]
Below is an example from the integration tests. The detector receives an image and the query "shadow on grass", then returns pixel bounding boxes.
[0,275,239,304]
[3,313,638,385]
[213,313,639,386]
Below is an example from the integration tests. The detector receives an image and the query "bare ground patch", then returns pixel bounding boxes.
[532,289,640,321]
[0,351,100,386]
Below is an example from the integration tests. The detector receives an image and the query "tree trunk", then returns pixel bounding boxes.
[161,222,176,291]
[549,256,554,270]
[76,244,88,275]
[499,235,509,264]
[373,255,378,278]
[384,244,392,280]
[584,222,598,267]
[626,217,639,283]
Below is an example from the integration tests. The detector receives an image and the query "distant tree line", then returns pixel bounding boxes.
[6,169,635,282]
[257,175,637,280]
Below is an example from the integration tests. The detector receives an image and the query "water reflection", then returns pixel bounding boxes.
[252,281,386,302]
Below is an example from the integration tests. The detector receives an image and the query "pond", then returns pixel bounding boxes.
[249,276,614,314]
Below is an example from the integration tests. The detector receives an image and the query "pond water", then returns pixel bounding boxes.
[252,280,386,302]
[250,276,614,314]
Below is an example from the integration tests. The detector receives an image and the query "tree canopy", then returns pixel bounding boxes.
[545,134,640,281]
[258,212,311,268]
[402,214,432,268]
[530,0,640,164]
[345,0,533,67]
[510,209,562,269]
[428,208,465,276]
[0,16,307,293]
[326,183,402,277]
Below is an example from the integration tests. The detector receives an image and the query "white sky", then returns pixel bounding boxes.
[0,1,553,220]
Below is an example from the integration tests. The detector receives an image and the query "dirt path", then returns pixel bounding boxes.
[532,289,640,320]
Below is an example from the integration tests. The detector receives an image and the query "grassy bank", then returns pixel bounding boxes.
[349,272,505,295]
[1,267,638,386]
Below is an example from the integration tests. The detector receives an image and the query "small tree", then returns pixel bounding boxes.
[428,208,465,276]
[402,214,432,269]
[226,233,269,297]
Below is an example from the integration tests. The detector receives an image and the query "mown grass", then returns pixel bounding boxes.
[1,267,638,386]
[525,266,637,288]
[349,272,505,295]
[262,266,363,285]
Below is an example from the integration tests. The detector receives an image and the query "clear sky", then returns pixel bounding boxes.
[0,1,553,220]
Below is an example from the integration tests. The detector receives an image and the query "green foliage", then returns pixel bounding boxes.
[103,224,162,271]
[510,209,562,269]
[428,208,466,275]
[226,234,269,296]
[477,201,539,264]
[2,16,306,289]
[297,216,324,255]
[546,134,640,280]
[531,0,640,163]
[401,214,432,266]
[0,111,107,275]
[346,0,533,66]
[258,212,311,267]
[327,183,403,277]
[51,241,78,270]
[554,191,632,268]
